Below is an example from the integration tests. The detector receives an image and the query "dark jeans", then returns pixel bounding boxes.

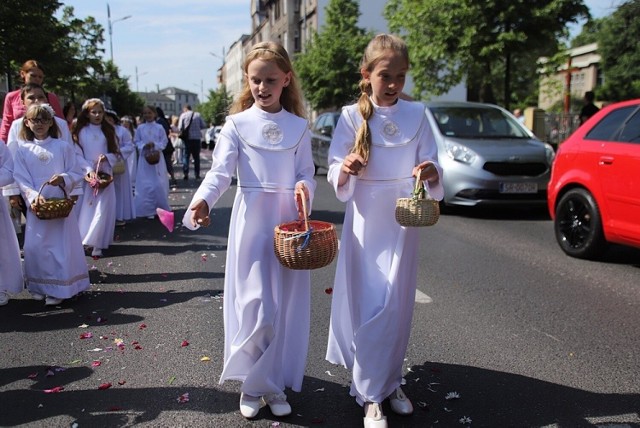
[183,139,201,178]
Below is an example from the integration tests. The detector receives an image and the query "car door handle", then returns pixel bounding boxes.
[599,156,614,165]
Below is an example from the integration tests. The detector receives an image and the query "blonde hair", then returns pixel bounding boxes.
[19,103,60,141]
[230,41,306,118]
[352,34,409,162]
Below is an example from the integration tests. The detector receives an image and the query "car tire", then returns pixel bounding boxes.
[554,188,607,259]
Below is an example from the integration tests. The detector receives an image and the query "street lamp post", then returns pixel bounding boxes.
[107,3,132,62]
[135,66,148,92]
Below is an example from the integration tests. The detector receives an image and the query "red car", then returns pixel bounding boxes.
[548,98,640,259]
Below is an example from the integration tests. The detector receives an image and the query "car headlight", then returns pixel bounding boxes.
[444,140,477,164]
[544,143,555,165]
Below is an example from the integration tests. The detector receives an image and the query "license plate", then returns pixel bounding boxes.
[499,182,538,193]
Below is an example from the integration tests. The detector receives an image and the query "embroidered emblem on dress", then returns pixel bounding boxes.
[37,150,52,164]
[382,119,400,137]
[261,122,284,145]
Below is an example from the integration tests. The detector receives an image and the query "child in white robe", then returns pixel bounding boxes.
[13,104,89,306]
[105,110,135,224]
[133,106,170,219]
[0,140,24,305]
[183,41,316,419]
[73,99,118,259]
[325,34,444,428]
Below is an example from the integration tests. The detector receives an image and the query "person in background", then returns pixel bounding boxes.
[156,107,177,186]
[177,104,206,181]
[513,108,526,126]
[0,60,64,142]
[121,116,137,188]
[205,122,217,150]
[133,105,170,219]
[169,115,183,167]
[183,41,316,420]
[0,140,24,306]
[63,101,77,130]
[13,104,89,306]
[73,99,119,259]
[579,91,600,125]
[105,110,136,225]
[325,34,443,428]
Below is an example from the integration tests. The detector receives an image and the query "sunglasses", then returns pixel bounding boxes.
[28,117,51,125]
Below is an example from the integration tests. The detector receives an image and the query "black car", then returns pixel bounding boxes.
[310,111,340,174]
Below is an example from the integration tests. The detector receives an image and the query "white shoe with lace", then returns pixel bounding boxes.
[239,393,262,418]
[45,297,64,306]
[0,291,9,306]
[389,386,414,415]
[363,402,387,428]
[263,392,291,417]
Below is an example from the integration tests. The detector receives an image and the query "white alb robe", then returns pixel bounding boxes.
[133,122,170,217]
[325,99,444,405]
[0,142,24,295]
[13,137,89,299]
[183,105,316,396]
[113,124,135,221]
[76,124,117,250]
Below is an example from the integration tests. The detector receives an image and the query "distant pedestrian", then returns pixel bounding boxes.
[0,60,63,142]
[13,104,89,306]
[73,99,119,259]
[169,115,183,166]
[177,104,206,181]
[183,41,316,420]
[121,116,138,185]
[513,108,526,126]
[0,141,24,306]
[579,91,600,125]
[325,34,443,428]
[133,106,170,219]
[156,107,177,186]
[104,110,136,225]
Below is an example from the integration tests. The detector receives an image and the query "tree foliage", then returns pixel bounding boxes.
[384,0,590,109]
[1,1,140,116]
[294,0,373,111]
[197,86,233,126]
[596,0,640,101]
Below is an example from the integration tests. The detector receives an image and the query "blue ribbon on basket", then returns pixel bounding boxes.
[283,226,313,252]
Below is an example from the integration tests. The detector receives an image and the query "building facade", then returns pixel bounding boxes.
[136,87,199,118]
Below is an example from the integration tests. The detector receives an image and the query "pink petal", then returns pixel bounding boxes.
[92,360,101,367]
[98,382,112,390]
[80,332,93,339]
[181,340,189,347]
[139,323,147,330]
[44,386,64,393]
[27,372,38,379]
[156,208,175,232]
[118,380,126,385]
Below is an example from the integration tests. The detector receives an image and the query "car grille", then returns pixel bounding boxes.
[483,162,548,176]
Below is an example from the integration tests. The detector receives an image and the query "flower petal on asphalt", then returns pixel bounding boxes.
[44,386,64,393]
[98,382,112,390]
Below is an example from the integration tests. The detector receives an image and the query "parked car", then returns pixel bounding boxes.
[424,101,555,207]
[310,111,340,174]
[547,98,640,259]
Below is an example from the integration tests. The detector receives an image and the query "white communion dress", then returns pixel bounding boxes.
[325,99,444,405]
[183,105,316,397]
[0,141,24,296]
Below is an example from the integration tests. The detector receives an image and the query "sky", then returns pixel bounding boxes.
[59,0,621,102]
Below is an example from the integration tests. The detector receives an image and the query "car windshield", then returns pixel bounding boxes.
[430,106,529,139]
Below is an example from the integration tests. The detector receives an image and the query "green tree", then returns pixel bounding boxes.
[570,17,604,47]
[384,0,590,109]
[294,0,373,111]
[198,86,233,125]
[597,0,640,101]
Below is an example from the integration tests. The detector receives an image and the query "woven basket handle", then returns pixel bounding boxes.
[295,188,310,232]
[35,182,68,207]
[413,168,426,200]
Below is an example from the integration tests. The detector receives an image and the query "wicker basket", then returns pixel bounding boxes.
[144,147,161,165]
[112,156,126,175]
[85,158,113,190]
[395,171,440,227]
[274,190,338,270]
[31,182,75,220]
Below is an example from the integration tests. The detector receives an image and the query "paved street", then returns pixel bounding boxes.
[1,151,639,427]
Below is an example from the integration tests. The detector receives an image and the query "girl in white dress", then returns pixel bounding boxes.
[0,140,24,306]
[184,41,316,419]
[13,104,89,306]
[325,34,444,428]
[105,110,135,224]
[133,106,170,219]
[73,99,118,258]
[121,116,137,189]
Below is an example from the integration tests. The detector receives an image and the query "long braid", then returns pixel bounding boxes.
[352,80,374,161]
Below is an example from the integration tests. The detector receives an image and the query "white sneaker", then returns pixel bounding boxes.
[45,297,64,306]
[30,292,45,301]
[263,392,291,417]
[388,386,413,415]
[0,291,9,306]
[363,402,387,428]
[91,248,103,257]
[239,393,262,419]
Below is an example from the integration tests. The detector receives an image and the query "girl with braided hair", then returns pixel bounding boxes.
[325,34,443,428]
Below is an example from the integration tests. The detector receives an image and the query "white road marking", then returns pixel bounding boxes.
[415,289,433,304]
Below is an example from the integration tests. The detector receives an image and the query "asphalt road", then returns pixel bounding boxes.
[1,152,639,427]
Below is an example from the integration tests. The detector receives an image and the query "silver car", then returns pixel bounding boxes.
[424,101,555,207]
